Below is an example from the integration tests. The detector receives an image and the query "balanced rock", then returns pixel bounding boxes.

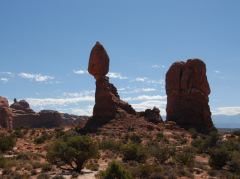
[166,59,214,133]
[0,96,13,130]
[88,42,135,119]
[88,41,109,80]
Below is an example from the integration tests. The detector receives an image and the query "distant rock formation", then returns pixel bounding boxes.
[0,96,13,130]
[141,107,163,124]
[88,42,135,119]
[9,99,87,129]
[10,99,35,114]
[166,59,214,133]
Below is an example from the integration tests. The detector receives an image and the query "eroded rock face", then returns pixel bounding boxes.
[166,59,214,133]
[0,96,13,130]
[88,42,135,119]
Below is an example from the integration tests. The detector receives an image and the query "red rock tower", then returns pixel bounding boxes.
[166,59,214,133]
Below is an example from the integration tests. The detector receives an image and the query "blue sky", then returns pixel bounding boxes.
[0,1,240,127]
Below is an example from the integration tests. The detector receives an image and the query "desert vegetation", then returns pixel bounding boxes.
[0,127,239,178]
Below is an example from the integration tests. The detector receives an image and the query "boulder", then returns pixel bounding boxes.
[166,59,214,133]
[143,107,163,124]
[88,41,109,80]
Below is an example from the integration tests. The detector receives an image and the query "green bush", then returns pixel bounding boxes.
[34,133,51,144]
[100,161,133,179]
[13,128,24,138]
[233,130,240,136]
[122,142,147,163]
[37,173,50,179]
[209,147,230,170]
[100,139,123,152]
[228,151,240,173]
[128,164,165,179]
[188,128,198,139]
[174,147,195,166]
[0,135,16,153]
[192,131,220,153]
[47,135,99,172]
[0,155,6,168]
[149,144,171,163]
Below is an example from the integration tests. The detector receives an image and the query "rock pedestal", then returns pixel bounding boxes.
[88,42,135,119]
[166,59,214,132]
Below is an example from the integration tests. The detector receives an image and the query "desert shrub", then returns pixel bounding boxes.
[13,128,25,138]
[100,139,123,152]
[179,137,188,145]
[0,155,6,168]
[16,152,29,160]
[129,164,164,179]
[233,130,240,136]
[41,163,52,172]
[52,175,65,179]
[188,128,198,139]
[228,151,240,173]
[174,147,195,166]
[37,173,50,179]
[34,133,51,144]
[86,162,99,171]
[100,161,133,179]
[1,170,28,179]
[54,127,65,138]
[128,134,142,144]
[0,135,16,153]
[122,142,147,162]
[47,135,99,172]
[192,131,220,153]
[149,143,171,163]
[209,146,230,170]
[222,138,240,152]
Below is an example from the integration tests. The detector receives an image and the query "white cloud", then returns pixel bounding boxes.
[142,88,157,92]
[18,73,54,82]
[119,87,157,94]
[26,96,94,107]
[152,64,165,69]
[124,94,167,115]
[63,90,95,97]
[73,69,87,75]
[107,72,128,80]
[134,77,148,82]
[124,95,167,102]
[131,100,166,115]
[0,72,14,76]
[0,78,9,83]
[69,106,93,116]
[213,107,240,116]
[133,77,164,86]
[214,70,221,74]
